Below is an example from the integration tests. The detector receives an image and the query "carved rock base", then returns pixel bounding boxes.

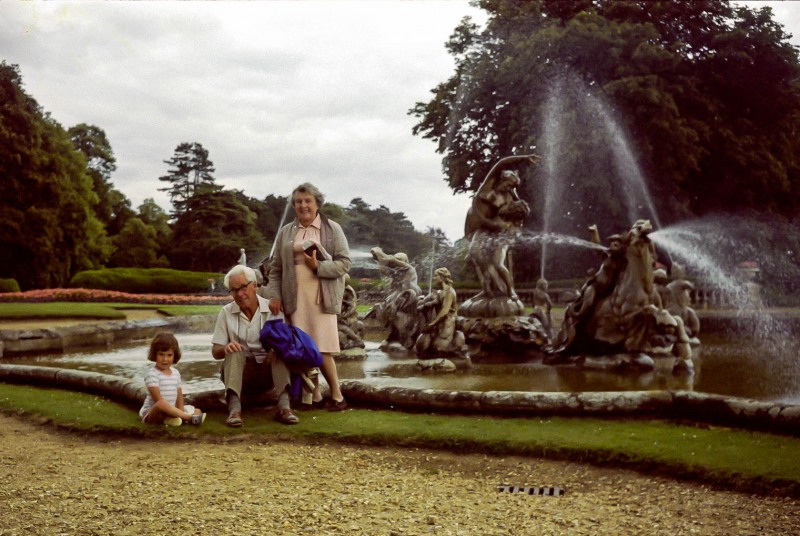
[380,341,411,358]
[459,295,525,318]
[459,315,548,362]
[338,347,368,361]
[415,357,474,372]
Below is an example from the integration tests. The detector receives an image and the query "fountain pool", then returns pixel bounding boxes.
[2,327,797,405]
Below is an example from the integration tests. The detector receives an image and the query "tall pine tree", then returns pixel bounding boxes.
[158,142,218,217]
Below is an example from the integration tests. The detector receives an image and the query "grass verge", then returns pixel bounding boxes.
[1,383,799,497]
[0,302,220,320]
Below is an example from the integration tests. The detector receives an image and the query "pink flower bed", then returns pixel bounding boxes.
[0,288,232,306]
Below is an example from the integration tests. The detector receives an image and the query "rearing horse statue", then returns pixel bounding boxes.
[550,219,694,367]
[590,219,655,351]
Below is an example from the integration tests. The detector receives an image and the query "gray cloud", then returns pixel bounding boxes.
[4,0,480,240]
[5,1,796,242]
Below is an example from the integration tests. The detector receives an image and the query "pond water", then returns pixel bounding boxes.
[2,330,798,404]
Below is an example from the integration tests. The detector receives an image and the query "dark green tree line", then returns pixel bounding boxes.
[0,62,112,289]
[342,197,433,259]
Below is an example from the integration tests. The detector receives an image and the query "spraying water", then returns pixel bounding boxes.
[267,198,293,261]
[540,79,568,278]
[535,72,662,275]
[652,221,798,388]
[587,96,662,229]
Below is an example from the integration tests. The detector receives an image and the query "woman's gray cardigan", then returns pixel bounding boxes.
[265,213,351,316]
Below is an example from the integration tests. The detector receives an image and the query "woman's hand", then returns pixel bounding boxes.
[303,249,318,272]
[269,298,283,315]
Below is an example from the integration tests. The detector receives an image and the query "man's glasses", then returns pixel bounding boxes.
[229,281,252,294]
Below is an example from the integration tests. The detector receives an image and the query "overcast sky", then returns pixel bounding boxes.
[3,1,799,243]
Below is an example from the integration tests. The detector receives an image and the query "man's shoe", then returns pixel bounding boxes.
[226,412,243,427]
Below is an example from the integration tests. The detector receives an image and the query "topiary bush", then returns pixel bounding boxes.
[69,268,221,294]
[0,278,21,293]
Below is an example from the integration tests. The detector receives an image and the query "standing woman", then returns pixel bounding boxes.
[266,183,350,410]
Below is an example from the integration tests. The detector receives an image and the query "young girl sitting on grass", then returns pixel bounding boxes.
[139,332,206,427]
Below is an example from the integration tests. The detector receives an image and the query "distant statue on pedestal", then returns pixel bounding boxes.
[238,248,247,266]
[530,278,553,338]
[736,261,763,310]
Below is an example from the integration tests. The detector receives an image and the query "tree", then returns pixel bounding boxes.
[137,197,172,253]
[342,198,430,259]
[411,0,800,242]
[167,187,267,272]
[68,124,135,235]
[108,217,169,268]
[233,192,287,261]
[0,62,111,289]
[158,142,218,217]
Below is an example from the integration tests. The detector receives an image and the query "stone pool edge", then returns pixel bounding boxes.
[1,363,798,437]
[1,315,799,436]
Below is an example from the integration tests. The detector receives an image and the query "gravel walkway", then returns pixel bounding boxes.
[0,413,797,535]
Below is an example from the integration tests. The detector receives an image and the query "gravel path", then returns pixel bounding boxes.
[0,413,797,535]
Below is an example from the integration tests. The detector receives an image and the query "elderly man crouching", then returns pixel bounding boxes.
[212,265,298,427]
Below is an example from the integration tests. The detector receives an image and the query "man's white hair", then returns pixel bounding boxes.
[223,265,258,290]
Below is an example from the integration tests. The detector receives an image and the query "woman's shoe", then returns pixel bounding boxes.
[327,398,348,412]
[276,408,299,425]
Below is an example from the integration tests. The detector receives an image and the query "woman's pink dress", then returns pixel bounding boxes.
[290,223,340,354]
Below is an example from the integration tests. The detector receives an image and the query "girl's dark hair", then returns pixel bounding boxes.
[147,332,182,363]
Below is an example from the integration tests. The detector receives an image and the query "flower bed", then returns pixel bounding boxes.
[0,288,232,306]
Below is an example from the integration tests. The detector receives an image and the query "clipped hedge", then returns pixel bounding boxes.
[0,279,21,293]
[69,268,222,295]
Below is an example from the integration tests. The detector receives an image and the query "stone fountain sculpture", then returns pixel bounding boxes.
[415,267,469,371]
[458,155,550,358]
[461,155,537,317]
[547,219,696,372]
[369,247,423,354]
[664,263,700,343]
[530,277,554,338]
[337,274,367,358]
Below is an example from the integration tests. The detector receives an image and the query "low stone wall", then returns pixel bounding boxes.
[1,364,798,436]
[340,381,800,435]
[0,315,217,357]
